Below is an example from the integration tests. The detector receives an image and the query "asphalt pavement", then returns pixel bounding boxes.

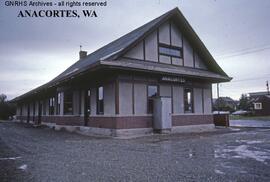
[230,120,270,128]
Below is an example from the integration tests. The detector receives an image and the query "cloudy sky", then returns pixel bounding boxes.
[0,0,270,100]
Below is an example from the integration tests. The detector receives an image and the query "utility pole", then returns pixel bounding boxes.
[267,80,269,95]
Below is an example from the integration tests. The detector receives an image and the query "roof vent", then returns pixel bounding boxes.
[79,51,87,60]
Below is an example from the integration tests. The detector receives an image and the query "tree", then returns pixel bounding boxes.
[238,94,251,110]
[213,97,236,112]
[0,94,7,103]
[0,94,16,120]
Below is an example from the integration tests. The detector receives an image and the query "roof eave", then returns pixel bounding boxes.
[12,61,102,102]
[100,60,232,83]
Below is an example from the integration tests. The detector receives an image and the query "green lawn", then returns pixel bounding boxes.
[230,115,270,121]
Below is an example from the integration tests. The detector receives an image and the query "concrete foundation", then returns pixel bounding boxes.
[16,118,215,138]
[16,113,215,138]
[43,124,153,138]
[172,124,215,133]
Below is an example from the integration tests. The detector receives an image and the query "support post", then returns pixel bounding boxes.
[217,83,220,114]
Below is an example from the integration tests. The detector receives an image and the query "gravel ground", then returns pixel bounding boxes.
[0,121,270,182]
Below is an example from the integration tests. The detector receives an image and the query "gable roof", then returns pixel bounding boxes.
[249,91,270,97]
[250,94,270,102]
[50,8,173,84]
[13,7,231,102]
[216,97,236,103]
[53,7,230,84]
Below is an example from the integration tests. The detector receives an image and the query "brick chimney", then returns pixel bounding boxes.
[79,51,87,60]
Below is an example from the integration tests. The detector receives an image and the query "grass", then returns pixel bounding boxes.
[230,115,270,121]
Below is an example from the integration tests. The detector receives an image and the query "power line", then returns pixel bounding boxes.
[230,76,270,83]
[215,46,270,60]
[223,75,270,83]
[215,43,270,57]
[213,75,270,85]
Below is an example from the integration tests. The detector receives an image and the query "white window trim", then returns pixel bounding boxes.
[254,102,262,110]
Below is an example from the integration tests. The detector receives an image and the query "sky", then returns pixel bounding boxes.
[0,0,270,100]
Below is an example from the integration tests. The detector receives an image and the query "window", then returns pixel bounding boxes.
[159,43,182,58]
[20,106,22,116]
[254,102,262,110]
[64,91,73,115]
[85,89,91,116]
[49,97,55,115]
[25,104,29,122]
[97,86,104,115]
[43,101,46,115]
[33,102,35,121]
[38,102,42,116]
[184,88,193,113]
[57,93,61,115]
[147,85,158,114]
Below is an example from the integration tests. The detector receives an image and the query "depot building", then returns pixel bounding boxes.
[13,8,231,136]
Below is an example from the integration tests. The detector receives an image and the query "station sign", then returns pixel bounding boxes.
[160,76,186,83]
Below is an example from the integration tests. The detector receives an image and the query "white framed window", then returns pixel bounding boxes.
[97,86,104,115]
[57,93,61,115]
[254,102,262,110]
[184,88,193,113]
[49,97,55,115]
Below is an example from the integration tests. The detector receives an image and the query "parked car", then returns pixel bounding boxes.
[232,110,251,115]
[213,111,230,114]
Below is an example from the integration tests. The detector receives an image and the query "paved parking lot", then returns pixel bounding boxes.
[230,120,270,128]
[1,121,270,182]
